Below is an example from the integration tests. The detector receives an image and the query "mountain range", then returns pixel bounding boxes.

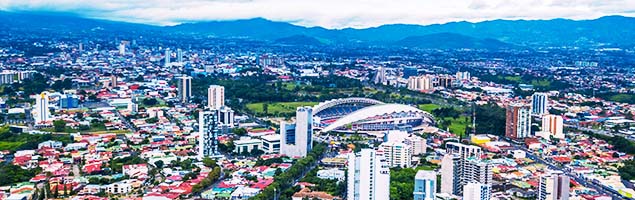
[2,11,635,49]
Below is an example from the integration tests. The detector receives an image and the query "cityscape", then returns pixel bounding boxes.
[1,1,635,200]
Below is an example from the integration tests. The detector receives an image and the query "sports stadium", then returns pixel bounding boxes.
[312,97,435,133]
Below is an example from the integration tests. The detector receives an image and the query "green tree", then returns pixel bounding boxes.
[53,120,67,132]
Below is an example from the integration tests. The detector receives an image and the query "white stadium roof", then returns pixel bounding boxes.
[321,103,433,133]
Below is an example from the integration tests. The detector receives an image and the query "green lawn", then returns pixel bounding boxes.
[246,102,318,116]
[0,141,26,151]
[418,104,440,113]
[438,116,470,137]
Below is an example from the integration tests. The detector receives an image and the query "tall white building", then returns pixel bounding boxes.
[440,154,460,195]
[34,92,50,124]
[532,93,549,115]
[176,76,192,103]
[541,115,564,140]
[413,170,437,200]
[216,106,235,128]
[177,48,184,63]
[207,85,225,109]
[456,71,471,81]
[463,182,491,200]
[379,141,412,168]
[164,48,171,67]
[446,142,482,159]
[198,110,220,159]
[441,143,491,196]
[347,149,390,200]
[280,107,313,157]
[384,130,427,155]
[118,42,126,55]
[407,75,434,91]
[539,171,570,200]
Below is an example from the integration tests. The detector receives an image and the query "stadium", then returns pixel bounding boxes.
[312,97,435,133]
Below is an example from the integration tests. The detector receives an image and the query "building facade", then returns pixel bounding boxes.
[198,110,220,159]
[539,171,570,200]
[532,93,549,115]
[34,92,50,124]
[379,141,412,168]
[505,103,532,140]
[281,107,313,157]
[207,85,225,109]
[176,75,192,103]
[541,114,564,140]
[463,182,492,200]
[413,170,437,200]
[347,149,390,200]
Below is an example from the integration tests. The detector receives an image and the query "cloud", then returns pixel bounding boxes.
[1,0,634,28]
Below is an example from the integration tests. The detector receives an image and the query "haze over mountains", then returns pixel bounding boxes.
[2,11,635,49]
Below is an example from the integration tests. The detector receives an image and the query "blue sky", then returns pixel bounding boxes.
[1,0,634,28]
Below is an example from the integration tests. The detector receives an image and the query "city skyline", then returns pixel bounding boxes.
[0,0,634,28]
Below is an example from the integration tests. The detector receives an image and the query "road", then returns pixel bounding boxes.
[511,143,625,199]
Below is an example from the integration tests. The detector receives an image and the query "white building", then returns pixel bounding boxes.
[532,93,549,115]
[106,180,133,194]
[216,106,235,128]
[164,48,171,67]
[233,137,262,154]
[539,171,570,200]
[445,142,482,159]
[440,154,460,195]
[441,143,491,196]
[207,85,225,109]
[408,75,434,91]
[456,71,471,81]
[413,170,437,200]
[379,141,412,168]
[176,75,192,103]
[541,115,564,140]
[385,130,427,155]
[198,110,220,159]
[260,134,281,154]
[347,149,390,200]
[506,103,532,139]
[34,92,50,124]
[280,107,313,158]
[122,164,149,179]
[463,182,491,200]
[317,168,346,182]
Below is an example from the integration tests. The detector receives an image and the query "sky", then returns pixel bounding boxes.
[1,0,635,28]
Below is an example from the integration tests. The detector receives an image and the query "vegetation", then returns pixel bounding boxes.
[0,163,42,186]
[418,104,440,113]
[0,126,72,151]
[390,165,440,200]
[246,102,318,117]
[192,164,222,194]
[475,103,506,136]
[476,74,570,92]
[299,167,346,197]
[251,143,327,200]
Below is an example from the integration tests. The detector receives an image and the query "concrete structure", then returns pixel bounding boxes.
[198,110,220,159]
[347,149,390,200]
[505,103,531,140]
[317,168,346,182]
[384,130,427,155]
[539,171,570,200]
[541,115,564,140]
[280,107,313,157]
[408,75,434,91]
[441,143,491,196]
[463,182,491,200]
[445,142,482,159]
[233,137,262,154]
[379,141,412,168]
[34,92,50,124]
[176,75,192,103]
[0,71,15,85]
[216,106,235,128]
[532,93,549,115]
[456,71,471,81]
[260,134,281,154]
[59,94,79,109]
[164,48,171,67]
[414,170,437,200]
[320,103,435,133]
[207,85,225,109]
[440,154,460,194]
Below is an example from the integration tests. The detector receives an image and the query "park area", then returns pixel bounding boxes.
[246,102,318,117]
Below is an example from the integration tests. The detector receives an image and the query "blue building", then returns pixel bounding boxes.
[59,94,79,109]
[414,170,437,200]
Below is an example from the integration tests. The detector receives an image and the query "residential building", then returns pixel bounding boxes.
[34,92,50,124]
[122,164,148,179]
[463,182,491,200]
[539,171,570,200]
[59,94,79,109]
[198,110,220,159]
[505,103,531,140]
[207,85,225,109]
[379,141,412,168]
[176,75,192,103]
[440,154,460,194]
[347,149,390,200]
[445,142,482,159]
[413,170,437,200]
[164,48,171,67]
[532,93,549,115]
[0,71,14,85]
[317,168,346,182]
[280,107,313,158]
[408,75,434,91]
[216,106,235,128]
[541,115,564,140]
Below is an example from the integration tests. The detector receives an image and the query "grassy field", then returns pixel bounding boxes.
[445,116,470,136]
[0,141,26,151]
[418,104,440,113]
[246,102,318,115]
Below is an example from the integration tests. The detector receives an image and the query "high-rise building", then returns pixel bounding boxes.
[165,48,171,67]
[379,141,412,168]
[0,71,15,85]
[505,103,532,140]
[207,85,225,109]
[414,170,437,200]
[434,75,455,88]
[463,157,493,187]
[440,154,460,195]
[446,142,482,159]
[373,66,388,85]
[118,42,126,55]
[539,171,570,200]
[532,93,549,115]
[59,94,79,109]
[541,115,564,140]
[456,71,471,81]
[198,110,220,159]
[407,75,434,91]
[34,92,50,124]
[216,106,235,128]
[463,182,492,200]
[79,43,83,52]
[110,74,118,88]
[280,107,313,157]
[176,76,192,103]
[347,149,390,200]
[177,48,184,63]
